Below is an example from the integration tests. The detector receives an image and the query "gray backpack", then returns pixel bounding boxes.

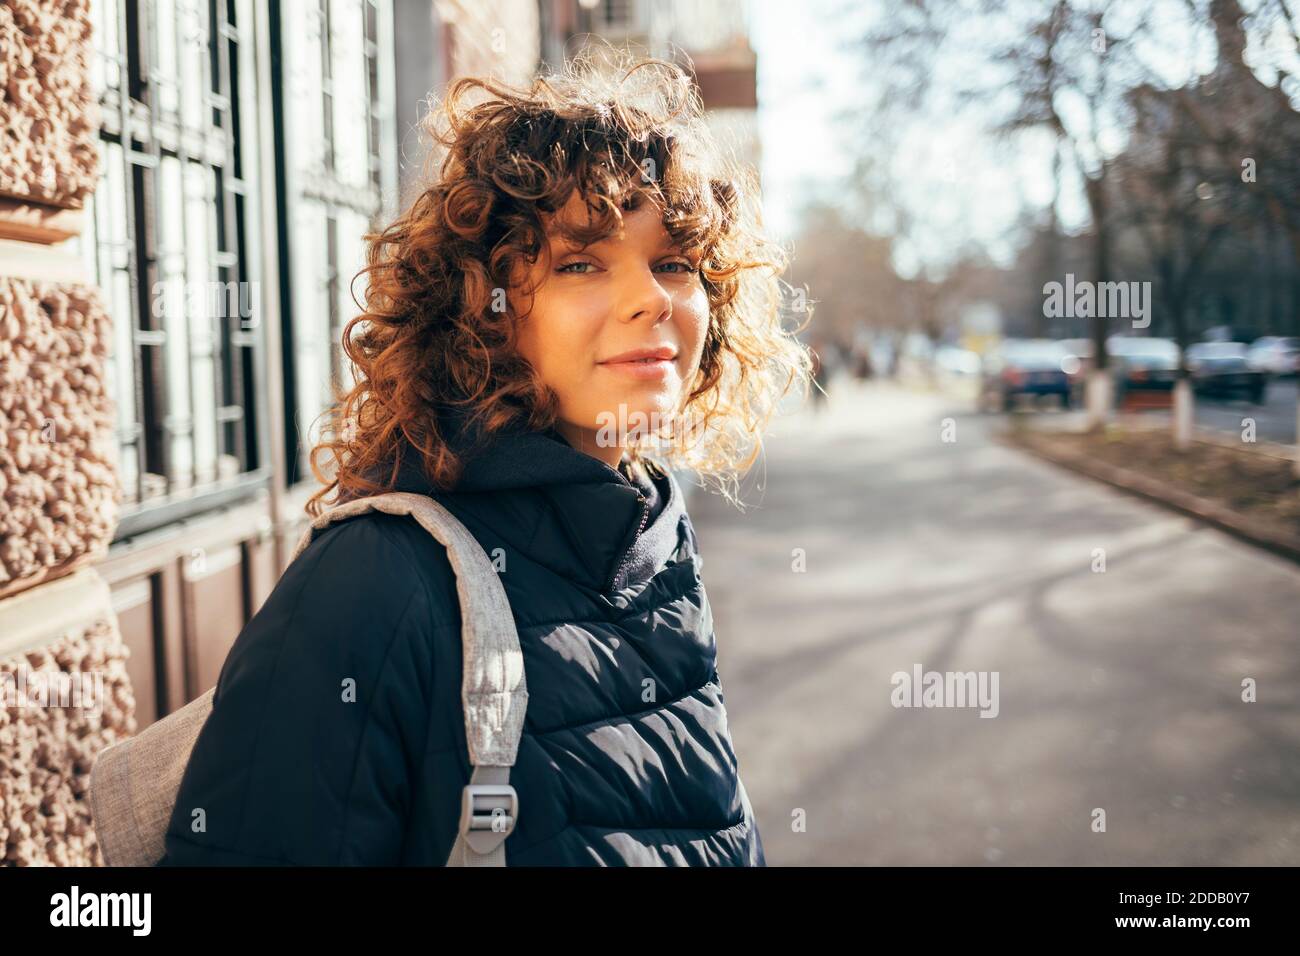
[88,492,528,867]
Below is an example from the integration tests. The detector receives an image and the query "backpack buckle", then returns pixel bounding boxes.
[458,783,518,854]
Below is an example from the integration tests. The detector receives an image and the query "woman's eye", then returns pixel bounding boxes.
[557,261,595,274]
[656,260,697,274]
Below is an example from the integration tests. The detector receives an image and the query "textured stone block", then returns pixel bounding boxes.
[0,278,119,594]
[0,571,135,867]
[0,0,99,208]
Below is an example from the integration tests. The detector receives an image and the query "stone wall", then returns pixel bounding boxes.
[0,602,135,866]
[0,0,130,868]
[0,0,99,208]
[0,279,118,596]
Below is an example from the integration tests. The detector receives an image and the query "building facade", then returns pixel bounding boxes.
[539,0,759,172]
[0,0,539,866]
[1,0,758,866]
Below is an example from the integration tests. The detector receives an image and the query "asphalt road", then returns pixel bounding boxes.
[1187,378,1298,444]
[968,375,1297,443]
[689,379,1300,865]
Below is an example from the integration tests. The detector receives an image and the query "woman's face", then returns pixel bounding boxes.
[511,192,709,467]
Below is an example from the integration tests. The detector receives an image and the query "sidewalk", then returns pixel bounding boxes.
[689,380,1300,865]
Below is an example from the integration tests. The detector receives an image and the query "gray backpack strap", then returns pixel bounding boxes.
[293,492,527,866]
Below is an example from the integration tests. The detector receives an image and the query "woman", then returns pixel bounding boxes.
[157,55,810,866]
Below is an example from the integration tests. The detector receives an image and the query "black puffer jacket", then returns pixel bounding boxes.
[157,411,766,866]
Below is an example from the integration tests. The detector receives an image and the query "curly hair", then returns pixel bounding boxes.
[306,52,812,517]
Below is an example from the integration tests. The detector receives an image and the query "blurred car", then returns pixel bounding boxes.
[1058,338,1094,371]
[1247,336,1300,377]
[1108,336,1180,407]
[1187,342,1267,404]
[980,339,1077,411]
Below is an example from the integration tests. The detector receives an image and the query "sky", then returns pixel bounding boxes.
[749,0,1090,276]
[743,0,1216,278]
[749,0,859,241]
[750,0,1300,279]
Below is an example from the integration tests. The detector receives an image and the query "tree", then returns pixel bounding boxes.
[1111,82,1235,446]
[848,0,1230,427]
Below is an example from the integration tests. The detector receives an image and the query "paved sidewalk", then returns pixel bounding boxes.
[690,380,1300,865]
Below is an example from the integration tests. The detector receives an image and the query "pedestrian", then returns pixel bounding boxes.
[851,327,874,380]
[809,338,829,411]
[156,54,810,866]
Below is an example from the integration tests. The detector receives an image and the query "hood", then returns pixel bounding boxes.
[361,404,690,594]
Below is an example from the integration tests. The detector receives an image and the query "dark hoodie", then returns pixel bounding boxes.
[368,404,682,591]
[159,404,765,866]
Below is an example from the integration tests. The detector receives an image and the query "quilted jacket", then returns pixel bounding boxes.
[157,408,766,866]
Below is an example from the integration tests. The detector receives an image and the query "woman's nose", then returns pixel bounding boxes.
[619,267,672,324]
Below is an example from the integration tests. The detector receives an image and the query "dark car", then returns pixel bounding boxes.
[1187,342,1267,404]
[980,339,1077,411]
[1108,336,1179,408]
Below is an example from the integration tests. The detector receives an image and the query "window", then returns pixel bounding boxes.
[78,0,394,530]
[276,0,390,486]
[81,0,266,537]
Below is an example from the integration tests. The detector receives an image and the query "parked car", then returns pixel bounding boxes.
[1058,338,1094,371]
[1187,342,1268,404]
[980,339,1076,411]
[1247,336,1300,377]
[1108,336,1180,406]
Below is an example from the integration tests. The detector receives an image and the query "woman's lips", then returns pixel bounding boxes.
[598,357,676,380]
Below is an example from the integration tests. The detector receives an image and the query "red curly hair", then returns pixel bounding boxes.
[306,53,811,517]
